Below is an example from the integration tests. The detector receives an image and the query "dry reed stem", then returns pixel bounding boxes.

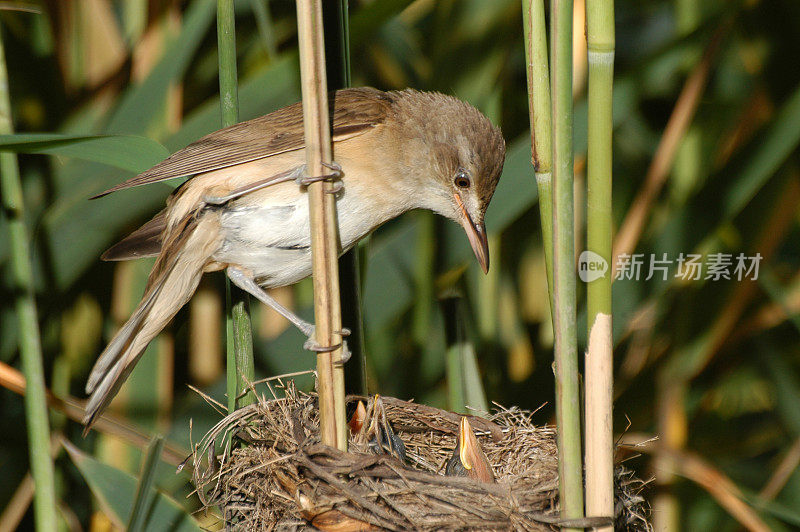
[0,473,33,532]
[620,436,770,532]
[677,452,769,532]
[296,0,347,450]
[759,436,800,501]
[733,269,800,339]
[0,361,188,466]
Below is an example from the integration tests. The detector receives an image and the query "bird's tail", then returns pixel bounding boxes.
[83,213,219,431]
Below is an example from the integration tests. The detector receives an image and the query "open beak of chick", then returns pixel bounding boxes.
[445,417,495,483]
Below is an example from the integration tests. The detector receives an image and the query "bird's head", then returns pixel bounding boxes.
[388,90,506,274]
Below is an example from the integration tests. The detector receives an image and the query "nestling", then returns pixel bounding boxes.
[84,87,506,429]
[445,416,495,483]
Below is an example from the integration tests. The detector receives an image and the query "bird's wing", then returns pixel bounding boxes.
[101,209,167,261]
[91,87,393,199]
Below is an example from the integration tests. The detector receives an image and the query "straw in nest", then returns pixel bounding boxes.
[191,381,651,531]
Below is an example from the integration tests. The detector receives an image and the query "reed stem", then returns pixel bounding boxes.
[217,0,255,412]
[585,0,615,526]
[324,0,367,396]
[0,27,58,532]
[296,0,348,450]
[522,0,555,317]
[551,0,585,525]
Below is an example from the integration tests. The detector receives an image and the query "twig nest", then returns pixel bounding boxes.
[191,383,650,530]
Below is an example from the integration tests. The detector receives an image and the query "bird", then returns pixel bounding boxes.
[351,395,406,463]
[445,416,495,482]
[83,87,506,430]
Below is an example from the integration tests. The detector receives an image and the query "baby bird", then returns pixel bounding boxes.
[445,416,495,483]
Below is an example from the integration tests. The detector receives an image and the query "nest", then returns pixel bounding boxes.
[192,382,651,531]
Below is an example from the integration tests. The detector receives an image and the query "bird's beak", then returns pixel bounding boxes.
[459,417,475,470]
[454,193,489,274]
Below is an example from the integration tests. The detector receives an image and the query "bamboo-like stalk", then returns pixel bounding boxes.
[296,0,347,450]
[522,0,554,317]
[550,0,585,525]
[0,27,58,532]
[585,0,615,526]
[217,0,255,412]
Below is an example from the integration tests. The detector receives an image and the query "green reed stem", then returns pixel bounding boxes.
[585,0,615,525]
[522,0,555,319]
[217,0,255,411]
[551,0,585,525]
[0,26,58,532]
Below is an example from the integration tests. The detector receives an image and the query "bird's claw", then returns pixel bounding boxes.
[297,160,344,193]
[321,161,343,177]
[303,337,351,364]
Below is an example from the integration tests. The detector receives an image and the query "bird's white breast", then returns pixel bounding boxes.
[213,185,380,288]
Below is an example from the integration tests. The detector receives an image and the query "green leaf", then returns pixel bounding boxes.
[0,134,168,173]
[723,81,800,217]
[129,436,166,532]
[104,1,216,135]
[441,295,489,414]
[63,440,203,532]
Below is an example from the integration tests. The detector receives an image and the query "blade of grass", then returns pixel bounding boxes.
[248,0,278,61]
[63,440,202,532]
[585,0,614,525]
[296,0,348,450]
[551,0,584,525]
[0,26,58,532]
[217,0,256,412]
[105,1,215,134]
[0,133,168,172]
[441,294,489,415]
[127,435,165,532]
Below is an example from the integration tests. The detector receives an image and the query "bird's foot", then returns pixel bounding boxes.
[297,161,344,193]
[303,327,351,363]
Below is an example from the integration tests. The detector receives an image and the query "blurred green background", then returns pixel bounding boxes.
[1,0,799,530]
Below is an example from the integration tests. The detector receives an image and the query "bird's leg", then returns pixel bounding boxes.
[225,267,350,362]
[203,165,305,205]
[226,266,314,335]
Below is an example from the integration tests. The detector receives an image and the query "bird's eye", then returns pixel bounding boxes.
[454,170,471,189]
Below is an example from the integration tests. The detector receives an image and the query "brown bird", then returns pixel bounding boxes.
[445,416,495,482]
[83,87,505,429]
